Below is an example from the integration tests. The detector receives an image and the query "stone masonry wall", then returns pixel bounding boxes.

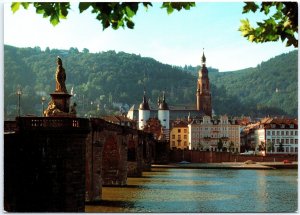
[4,117,89,212]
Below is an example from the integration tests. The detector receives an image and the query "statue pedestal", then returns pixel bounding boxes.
[44,92,74,117]
[50,92,72,113]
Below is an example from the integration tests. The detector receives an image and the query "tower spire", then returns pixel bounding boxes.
[201,48,206,65]
[196,49,212,116]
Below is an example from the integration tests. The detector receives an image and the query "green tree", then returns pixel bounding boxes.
[258,141,266,152]
[278,142,284,152]
[217,139,223,152]
[239,2,298,47]
[266,140,273,152]
[11,2,195,30]
[229,141,234,152]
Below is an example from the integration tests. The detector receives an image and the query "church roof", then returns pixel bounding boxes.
[158,92,169,110]
[139,91,150,110]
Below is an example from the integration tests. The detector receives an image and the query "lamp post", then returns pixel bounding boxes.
[41,96,46,116]
[16,88,22,117]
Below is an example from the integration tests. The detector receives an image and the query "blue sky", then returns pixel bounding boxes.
[3,2,298,71]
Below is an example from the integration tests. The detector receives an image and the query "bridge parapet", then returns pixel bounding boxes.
[4,117,90,212]
[16,117,90,132]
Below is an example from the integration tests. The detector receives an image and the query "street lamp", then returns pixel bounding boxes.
[16,88,22,117]
[41,96,46,116]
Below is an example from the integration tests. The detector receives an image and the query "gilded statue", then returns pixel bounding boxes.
[55,57,67,93]
[43,100,63,117]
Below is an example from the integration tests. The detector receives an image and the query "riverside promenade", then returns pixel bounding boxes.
[152,161,298,170]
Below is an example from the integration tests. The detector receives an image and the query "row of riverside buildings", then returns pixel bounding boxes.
[106,51,297,155]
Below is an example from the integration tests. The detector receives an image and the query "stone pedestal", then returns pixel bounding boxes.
[44,92,73,117]
[50,92,72,113]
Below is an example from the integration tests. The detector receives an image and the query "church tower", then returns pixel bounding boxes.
[158,91,169,130]
[138,90,150,130]
[196,50,212,116]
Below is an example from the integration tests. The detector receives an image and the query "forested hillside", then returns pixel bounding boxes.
[4,45,297,119]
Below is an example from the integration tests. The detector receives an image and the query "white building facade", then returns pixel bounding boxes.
[254,118,298,154]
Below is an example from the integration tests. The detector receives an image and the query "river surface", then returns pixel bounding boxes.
[85,168,298,213]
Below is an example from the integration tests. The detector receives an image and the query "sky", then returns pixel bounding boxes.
[2,2,298,72]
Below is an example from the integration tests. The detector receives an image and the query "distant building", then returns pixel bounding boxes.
[188,115,240,152]
[102,115,137,129]
[196,51,212,116]
[240,121,260,153]
[127,50,212,128]
[254,117,298,154]
[170,120,189,149]
[138,90,151,130]
[143,118,166,141]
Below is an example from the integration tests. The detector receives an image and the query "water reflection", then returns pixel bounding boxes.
[85,168,297,213]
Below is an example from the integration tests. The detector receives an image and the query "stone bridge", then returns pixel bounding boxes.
[4,117,166,212]
[85,118,156,202]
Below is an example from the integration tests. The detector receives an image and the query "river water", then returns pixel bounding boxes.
[85,168,298,213]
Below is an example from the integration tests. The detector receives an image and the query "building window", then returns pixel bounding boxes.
[286,139,289,144]
[281,131,284,136]
[184,129,187,133]
[296,139,298,144]
[291,147,294,152]
[291,131,294,135]
[267,131,270,136]
[295,147,298,153]
[178,129,181,133]
[286,147,289,152]
[290,139,294,144]
[276,139,280,143]
[277,131,280,136]
[295,131,298,136]
[290,124,294,129]
[172,135,175,139]
[184,135,187,139]
[272,131,275,135]
[286,131,289,136]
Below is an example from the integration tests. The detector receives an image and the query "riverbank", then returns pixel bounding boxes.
[152,161,298,170]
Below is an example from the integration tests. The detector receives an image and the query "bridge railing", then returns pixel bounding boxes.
[15,117,90,132]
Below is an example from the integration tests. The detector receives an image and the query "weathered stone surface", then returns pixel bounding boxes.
[4,117,89,212]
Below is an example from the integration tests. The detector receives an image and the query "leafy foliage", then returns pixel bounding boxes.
[11,2,195,29]
[4,45,297,120]
[240,2,298,47]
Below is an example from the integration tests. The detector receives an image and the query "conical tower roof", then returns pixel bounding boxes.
[158,91,169,110]
[139,90,150,110]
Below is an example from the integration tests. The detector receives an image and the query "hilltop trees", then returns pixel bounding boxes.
[4,45,297,119]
